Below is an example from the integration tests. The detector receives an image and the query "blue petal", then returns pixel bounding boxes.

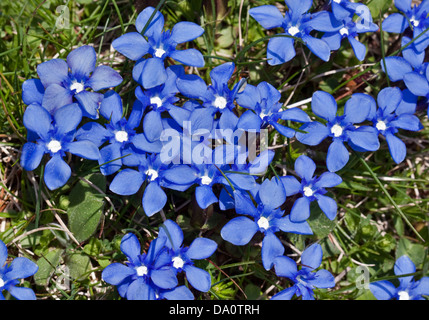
[347,126,380,151]
[315,194,337,220]
[22,79,44,106]
[273,255,298,278]
[110,168,144,195]
[381,13,408,33]
[75,122,109,147]
[274,215,313,234]
[385,132,406,164]
[394,255,416,288]
[183,265,211,292]
[396,89,417,115]
[176,74,208,99]
[280,108,311,123]
[143,110,163,142]
[290,196,311,222]
[5,257,38,280]
[307,11,342,32]
[313,172,342,189]
[295,121,330,146]
[301,243,323,270]
[99,143,123,176]
[271,122,295,138]
[101,263,136,285]
[414,277,429,296]
[186,237,218,260]
[302,34,331,62]
[53,103,82,135]
[236,83,259,109]
[66,140,100,160]
[377,87,402,114]
[209,62,235,93]
[8,286,36,300]
[220,216,258,246]
[195,185,218,209]
[120,233,142,265]
[86,66,123,91]
[163,165,198,185]
[285,0,312,19]
[74,91,104,119]
[161,286,194,300]
[248,149,274,174]
[322,32,342,51]
[395,0,411,12]
[249,5,284,29]
[66,45,96,79]
[369,281,396,300]
[112,32,150,60]
[271,286,297,300]
[311,91,337,122]
[170,21,204,44]
[308,269,335,289]
[280,176,301,197]
[233,190,258,217]
[135,58,168,89]
[142,182,167,216]
[0,240,7,267]
[20,142,45,171]
[135,6,164,37]
[36,59,69,87]
[99,90,123,123]
[151,267,178,290]
[326,139,349,172]
[294,155,316,181]
[159,219,184,250]
[348,36,367,61]
[258,178,286,210]
[382,57,413,82]
[169,49,205,67]
[131,133,163,153]
[261,231,285,270]
[126,278,155,300]
[404,72,429,97]
[267,35,296,65]
[345,93,376,121]
[390,114,422,132]
[237,110,262,131]
[44,154,71,190]
[41,84,73,114]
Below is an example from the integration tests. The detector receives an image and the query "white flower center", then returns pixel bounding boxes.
[115,130,129,143]
[339,27,349,36]
[70,81,85,93]
[135,265,148,277]
[154,48,166,58]
[172,256,185,269]
[376,120,387,131]
[150,96,163,108]
[398,291,410,300]
[257,217,270,230]
[200,175,213,185]
[145,168,158,181]
[333,0,341,3]
[0,278,4,288]
[303,186,314,197]
[331,124,343,137]
[410,17,419,27]
[288,26,300,36]
[214,96,228,109]
[47,140,62,153]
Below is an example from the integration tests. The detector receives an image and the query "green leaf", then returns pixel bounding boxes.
[367,0,393,17]
[34,249,64,287]
[67,173,106,242]
[307,202,337,238]
[66,253,93,281]
[396,238,426,268]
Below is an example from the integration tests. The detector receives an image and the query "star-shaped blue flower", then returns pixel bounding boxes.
[112,6,205,89]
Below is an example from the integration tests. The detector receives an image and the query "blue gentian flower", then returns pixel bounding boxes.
[112,6,205,89]
[135,65,187,142]
[296,91,380,172]
[370,255,429,300]
[75,90,161,176]
[102,233,182,300]
[249,0,342,65]
[271,243,335,300]
[221,178,313,270]
[158,220,217,293]
[176,62,246,131]
[236,81,310,138]
[280,155,342,222]
[20,103,100,190]
[322,9,379,61]
[369,87,422,164]
[0,239,38,300]
[24,45,123,119]
[382,0,429,52]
